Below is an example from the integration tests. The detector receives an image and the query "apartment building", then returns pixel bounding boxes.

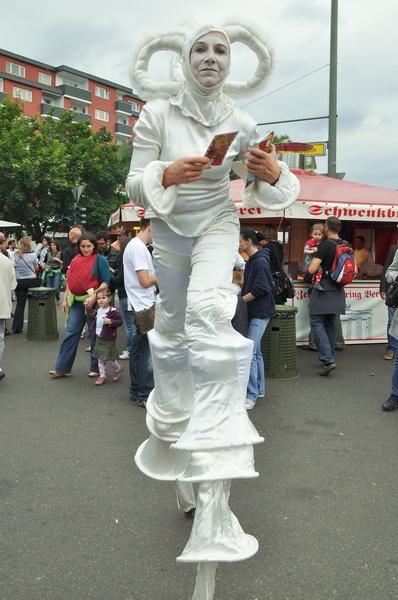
[0,49,144,143]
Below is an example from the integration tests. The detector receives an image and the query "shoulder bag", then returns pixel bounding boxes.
[385,280,398,308]
[269,245,295,300]
[133,304,155,336]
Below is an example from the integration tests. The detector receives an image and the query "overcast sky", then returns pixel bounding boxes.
[1,0,397,190]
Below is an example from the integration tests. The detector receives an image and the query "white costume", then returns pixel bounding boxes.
[126,23,300,599]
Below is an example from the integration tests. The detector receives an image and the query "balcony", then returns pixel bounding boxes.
[40,103,66,119]
[115,100,133,115]
[115,122,133,137]
[57,84,91,103]
[71,112,92,123]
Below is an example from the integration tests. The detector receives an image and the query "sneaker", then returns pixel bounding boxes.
[245,399,256,410]
[85,346,91,352]
[88,371,100,378]
[113,364,124,382]
[300,345,317,352]
[49,370,71,378]
[318,362,337,376]
[384,350,395,360]
[119,350,130,360]
[95,375,107,386]
[0,371,5,381]
[185,508,196,519]
[382,394,398,411]
[257,393,265,398]
[136,398,147,408]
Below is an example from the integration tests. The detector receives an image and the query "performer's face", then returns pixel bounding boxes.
[190,32,229,87]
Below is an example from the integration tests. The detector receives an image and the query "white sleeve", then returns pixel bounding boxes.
[234,253,245,271]
[242,161,300,212]
[125,102,179,217]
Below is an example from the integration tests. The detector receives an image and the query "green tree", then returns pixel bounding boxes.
[0,98,131,240]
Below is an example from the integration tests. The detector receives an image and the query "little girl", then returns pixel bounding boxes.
[303,223,325,289]
[87,289,124,386]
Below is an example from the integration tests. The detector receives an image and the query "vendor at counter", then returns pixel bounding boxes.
[354,236,373,278]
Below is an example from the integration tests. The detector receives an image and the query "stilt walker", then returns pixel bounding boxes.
[127,21,300,599]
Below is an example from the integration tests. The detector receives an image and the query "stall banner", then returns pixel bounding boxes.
[236,202,398,223]
[289,282,388,345]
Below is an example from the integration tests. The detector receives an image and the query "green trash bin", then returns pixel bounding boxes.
[261,304,298,380]
[26,287,59,341]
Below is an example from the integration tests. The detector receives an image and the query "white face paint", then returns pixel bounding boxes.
[189,32,230,88]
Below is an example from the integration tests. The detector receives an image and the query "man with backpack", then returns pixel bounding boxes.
[307,216,349,376]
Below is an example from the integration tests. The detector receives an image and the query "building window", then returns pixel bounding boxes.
[6,61,26,78]
[39,72,52,86]
[71,105,87,114]
[95,109,109,122]
[131,101,140,113]
[13,87,32,102]
[95,86,109,100]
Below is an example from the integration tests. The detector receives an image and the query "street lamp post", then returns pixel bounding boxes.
[327,0,338,178]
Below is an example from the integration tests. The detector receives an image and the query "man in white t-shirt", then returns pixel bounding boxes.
[123,217,157,406]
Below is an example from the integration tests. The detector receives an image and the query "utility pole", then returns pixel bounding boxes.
[328,0,338,178]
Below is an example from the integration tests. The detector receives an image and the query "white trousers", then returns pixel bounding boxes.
[135,215,263,483]
[134,215,264,565]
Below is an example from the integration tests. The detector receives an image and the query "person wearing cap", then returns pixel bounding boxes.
[111,229,127,253]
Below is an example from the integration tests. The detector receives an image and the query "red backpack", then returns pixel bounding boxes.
[325,239,356,286]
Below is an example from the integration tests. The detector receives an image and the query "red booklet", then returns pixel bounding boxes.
[204,131,239,166]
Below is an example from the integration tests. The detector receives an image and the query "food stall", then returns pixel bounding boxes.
[108,169,398,344]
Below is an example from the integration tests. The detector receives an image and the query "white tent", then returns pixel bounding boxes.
[0,219,21,227]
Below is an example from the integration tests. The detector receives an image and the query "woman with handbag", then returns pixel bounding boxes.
[43,239,63,304]
[49,232,110,378]
[12,236,39,334]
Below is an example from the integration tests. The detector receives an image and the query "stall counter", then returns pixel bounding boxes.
[288,281,387,345]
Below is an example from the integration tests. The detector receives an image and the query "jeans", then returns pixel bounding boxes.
[12,278,37,331]
[45,271,61,301]
[55,300,98,374]
[129,332,153,401]
[310,313,336,365]
[246,317,269,401]
[387,306,397,352]
[308,314,345,349]
[391,349,398,396]
[118,296,136,354]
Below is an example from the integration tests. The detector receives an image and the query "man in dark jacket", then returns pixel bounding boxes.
[96,231,120,294]
[380,244,398,360]
[61,227,83,274]
[307,216,346,376]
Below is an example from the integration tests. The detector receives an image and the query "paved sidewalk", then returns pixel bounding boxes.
[1,306,397,600]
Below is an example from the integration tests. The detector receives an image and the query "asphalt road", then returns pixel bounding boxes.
[1,300,398,600]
